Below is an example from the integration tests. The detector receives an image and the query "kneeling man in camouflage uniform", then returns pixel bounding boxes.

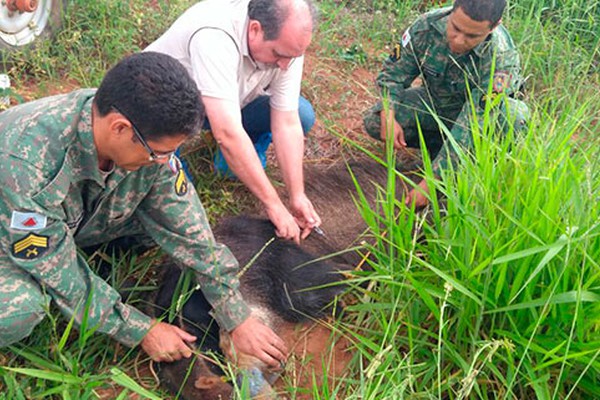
[0,52,287,367]
[364,0,529,207]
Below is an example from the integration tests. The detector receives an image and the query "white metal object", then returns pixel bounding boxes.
[0,0,51,47]
[0,73,10,108]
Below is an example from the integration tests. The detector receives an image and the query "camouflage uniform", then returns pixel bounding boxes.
[0,90,250,348]
[364,7,529,174]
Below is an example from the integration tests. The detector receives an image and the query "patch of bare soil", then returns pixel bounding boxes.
[14,77,81,102]
[266,45,423,176]
[301,47,379,161]
[275,320,354,399]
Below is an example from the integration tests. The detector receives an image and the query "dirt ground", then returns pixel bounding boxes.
[302,47,379,158]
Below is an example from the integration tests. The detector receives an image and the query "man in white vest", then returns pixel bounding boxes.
[147,0,321,244]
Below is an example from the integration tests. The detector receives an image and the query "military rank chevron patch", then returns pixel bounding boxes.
[12,233,49,260]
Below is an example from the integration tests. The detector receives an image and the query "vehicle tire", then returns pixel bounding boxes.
[0,0,67,57]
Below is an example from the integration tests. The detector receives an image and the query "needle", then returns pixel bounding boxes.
[313,226,326,237]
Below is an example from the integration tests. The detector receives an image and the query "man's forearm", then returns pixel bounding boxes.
[270,108,307,201]
[217,127,286,210]
[273,127,306,200]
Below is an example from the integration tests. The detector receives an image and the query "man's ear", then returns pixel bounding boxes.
[108,113,132,139]
[247,19,263,41]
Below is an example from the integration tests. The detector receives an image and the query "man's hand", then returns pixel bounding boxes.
[290,193,322,240]
[405,179,430,209]
[265,192,322,244]
[230,316,288,368]
[380,109,406,149]
[140,320,197,362]
[265,203,302,243]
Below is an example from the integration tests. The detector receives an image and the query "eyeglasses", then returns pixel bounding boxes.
[112,105,175,162]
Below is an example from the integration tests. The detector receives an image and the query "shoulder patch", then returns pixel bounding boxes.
[493,71,512,93]
[12,233,49,260]
[168,155,181,174]
[175,169,188,196]
[390,42,402,62]
[11,211,48,231]
[401,29,411,48]
[389,29,411,62]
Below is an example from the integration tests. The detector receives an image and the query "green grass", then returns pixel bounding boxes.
[315,0,600,398]
[2,0,600,398]
[346,99,600,398]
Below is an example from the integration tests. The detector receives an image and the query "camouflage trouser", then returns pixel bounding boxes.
[364,87,462,153]
[0,261,51,347]
[363,87,529,161]
[0,218,152,347]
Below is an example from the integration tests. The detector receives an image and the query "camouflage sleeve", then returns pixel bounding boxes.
[432,35,523,175]
[135,159,250,332]
[375,21,423,109]
[0,154,153,347]
[474,31,522,109]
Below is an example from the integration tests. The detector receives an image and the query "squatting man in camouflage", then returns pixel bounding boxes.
[0,52,287,367]
[363,0,529,208]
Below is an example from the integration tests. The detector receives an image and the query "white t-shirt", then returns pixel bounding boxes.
[146,0,303,111]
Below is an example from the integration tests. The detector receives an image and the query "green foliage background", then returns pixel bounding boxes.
[1,0,599,398]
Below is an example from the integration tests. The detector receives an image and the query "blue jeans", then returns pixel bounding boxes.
[203,95,315,140]
[178,95,315,179]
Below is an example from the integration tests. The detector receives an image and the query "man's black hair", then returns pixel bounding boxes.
[248,0,318,41]
[453,0,506,27]
[94,52,203,140]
